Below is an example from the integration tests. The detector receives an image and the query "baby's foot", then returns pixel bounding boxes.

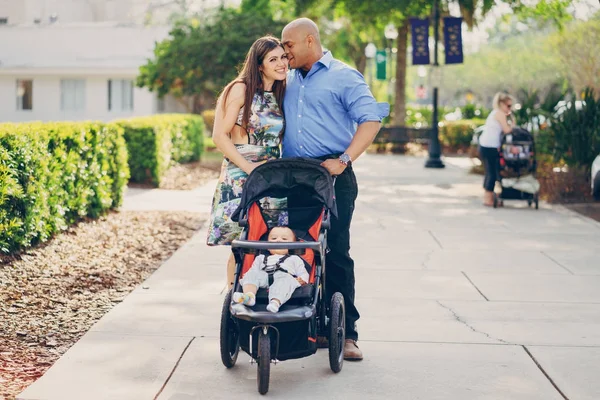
[266,300,280,313]
[232,292,256,306]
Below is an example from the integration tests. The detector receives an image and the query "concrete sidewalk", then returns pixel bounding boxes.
[19,154,600,400]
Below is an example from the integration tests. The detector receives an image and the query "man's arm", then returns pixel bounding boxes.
[321,68,389,176]
[321,121,381,175]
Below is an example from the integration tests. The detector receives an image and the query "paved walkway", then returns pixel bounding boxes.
[19,155,600,400]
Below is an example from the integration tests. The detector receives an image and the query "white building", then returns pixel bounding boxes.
[0,0,239,26]
[0,24,187,123]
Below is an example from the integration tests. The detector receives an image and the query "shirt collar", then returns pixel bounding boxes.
[316,51,333,69]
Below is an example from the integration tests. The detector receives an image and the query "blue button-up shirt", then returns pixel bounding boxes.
[282,51,389,158]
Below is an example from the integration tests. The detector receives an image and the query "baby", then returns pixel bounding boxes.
[232,226,309,313]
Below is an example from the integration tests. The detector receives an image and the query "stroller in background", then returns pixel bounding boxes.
[494,127,540,209]
[219,158,345,395]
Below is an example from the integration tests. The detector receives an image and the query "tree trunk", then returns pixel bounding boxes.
[394,21,409,126]
[355,53,367,76]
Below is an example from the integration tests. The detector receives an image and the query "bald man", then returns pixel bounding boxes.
[281,18,389,361]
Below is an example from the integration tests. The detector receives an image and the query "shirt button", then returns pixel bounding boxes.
[298,130,301,133]
[299,99,303,103]
[300,145,303,149]
[298,115,302,118]
[301,85,305,88]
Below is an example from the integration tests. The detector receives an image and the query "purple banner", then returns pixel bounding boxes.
[410,18,430,65]
[444,17,464,64]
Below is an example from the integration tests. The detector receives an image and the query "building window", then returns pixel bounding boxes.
[16,80,33,110]
[108,79,134,111]
[60,79,86,111]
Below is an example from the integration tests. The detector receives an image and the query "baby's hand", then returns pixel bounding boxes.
[296,277,307,285]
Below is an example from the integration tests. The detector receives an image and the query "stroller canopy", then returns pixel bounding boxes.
[231,157,336,222]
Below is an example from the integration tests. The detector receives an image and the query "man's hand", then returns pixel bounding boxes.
[296,277,307,285]
[321,159,346,176]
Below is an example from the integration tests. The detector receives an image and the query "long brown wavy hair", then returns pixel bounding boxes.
[220,36,286,129]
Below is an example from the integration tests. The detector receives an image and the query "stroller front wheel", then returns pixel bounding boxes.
[219,289,239,368]
[257,329,271,395]
[328,292,345,373]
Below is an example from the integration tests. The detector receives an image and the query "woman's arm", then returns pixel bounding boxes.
[495,111,513,134]
[212,83,257,174]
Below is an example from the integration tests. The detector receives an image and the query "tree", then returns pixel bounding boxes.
[551,15,600,95]
[136,5,285,112]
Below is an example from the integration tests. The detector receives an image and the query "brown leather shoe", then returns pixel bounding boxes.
[343,339,363,361]
[316,336,329,349]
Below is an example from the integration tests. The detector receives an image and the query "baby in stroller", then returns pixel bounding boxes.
[232,226,309,313]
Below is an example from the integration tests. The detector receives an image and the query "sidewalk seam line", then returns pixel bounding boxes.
[522,345,569,400]
[154,336,196,400]
[428,230,443,249]
[461,271,489,301]
[541,251,575,275]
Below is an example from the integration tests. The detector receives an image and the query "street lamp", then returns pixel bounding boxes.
[425,0,445,169]
[365,42,377,87]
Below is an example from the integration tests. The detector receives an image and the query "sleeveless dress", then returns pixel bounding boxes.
[206,91,284,246]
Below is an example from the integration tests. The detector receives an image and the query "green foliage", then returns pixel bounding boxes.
[136,7,285,111]
[201,109,216,134]
[0,122,129,254]
[462,103,490,119]
[115,114,205,186]
[550,88,600,172]
[440,118,485,150]
[514,83,568,131]
[550,15,600,95]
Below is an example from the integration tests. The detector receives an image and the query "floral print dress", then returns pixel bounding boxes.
[207,91,284,245]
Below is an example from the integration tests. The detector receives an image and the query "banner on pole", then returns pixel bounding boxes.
[410,18,430,65]
[443,17,464,64]
[376,50,387,80]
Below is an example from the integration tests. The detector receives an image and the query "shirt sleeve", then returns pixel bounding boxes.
[292,256,310,283]
[250,255,264,271]
[341,68,390,125]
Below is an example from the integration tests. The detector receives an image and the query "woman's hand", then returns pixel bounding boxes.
[243,160,267,175]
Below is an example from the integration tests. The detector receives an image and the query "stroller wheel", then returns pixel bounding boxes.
[493,193,498,209]
[257,329,271,395]
[219,289,239,368]
[527,199,532,207]
[535,194,539,210]
[328,292,345,373]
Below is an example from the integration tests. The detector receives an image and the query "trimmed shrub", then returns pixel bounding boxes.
[440,119,485,152]
[201,109,216,134]
[116,114,204,186]
[0,122,129,254]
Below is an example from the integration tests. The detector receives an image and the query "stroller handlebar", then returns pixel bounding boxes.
[231,239,324,253]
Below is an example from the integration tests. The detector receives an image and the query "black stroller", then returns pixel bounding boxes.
[494,127,540,209]
[219,158,345,395]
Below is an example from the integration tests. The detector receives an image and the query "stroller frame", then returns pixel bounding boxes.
[494,127,540,209]
[218,158,346,395]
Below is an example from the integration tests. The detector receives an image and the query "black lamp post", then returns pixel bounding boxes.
[425,0,445,169]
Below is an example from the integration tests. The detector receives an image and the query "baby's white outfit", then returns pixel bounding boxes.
[241,254,309,307]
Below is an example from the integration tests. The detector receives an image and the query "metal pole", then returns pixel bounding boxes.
[425,0,445,169]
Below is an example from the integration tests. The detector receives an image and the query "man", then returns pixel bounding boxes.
[281,18,389,361]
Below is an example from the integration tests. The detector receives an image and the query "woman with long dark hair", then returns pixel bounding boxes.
[207,36,288,287]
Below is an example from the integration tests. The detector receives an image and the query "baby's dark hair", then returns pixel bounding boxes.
[268,225,297,241]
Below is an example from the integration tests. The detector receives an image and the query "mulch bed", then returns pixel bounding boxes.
[0,211,205,400]
[128,161,220,191]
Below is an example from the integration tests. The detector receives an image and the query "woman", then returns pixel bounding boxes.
[206,36,288,288]
[478,92,515,207]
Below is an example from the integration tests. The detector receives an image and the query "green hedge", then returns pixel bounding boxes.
[440,119,485,150]
[0,122,129,253]
[116,114,205,186]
